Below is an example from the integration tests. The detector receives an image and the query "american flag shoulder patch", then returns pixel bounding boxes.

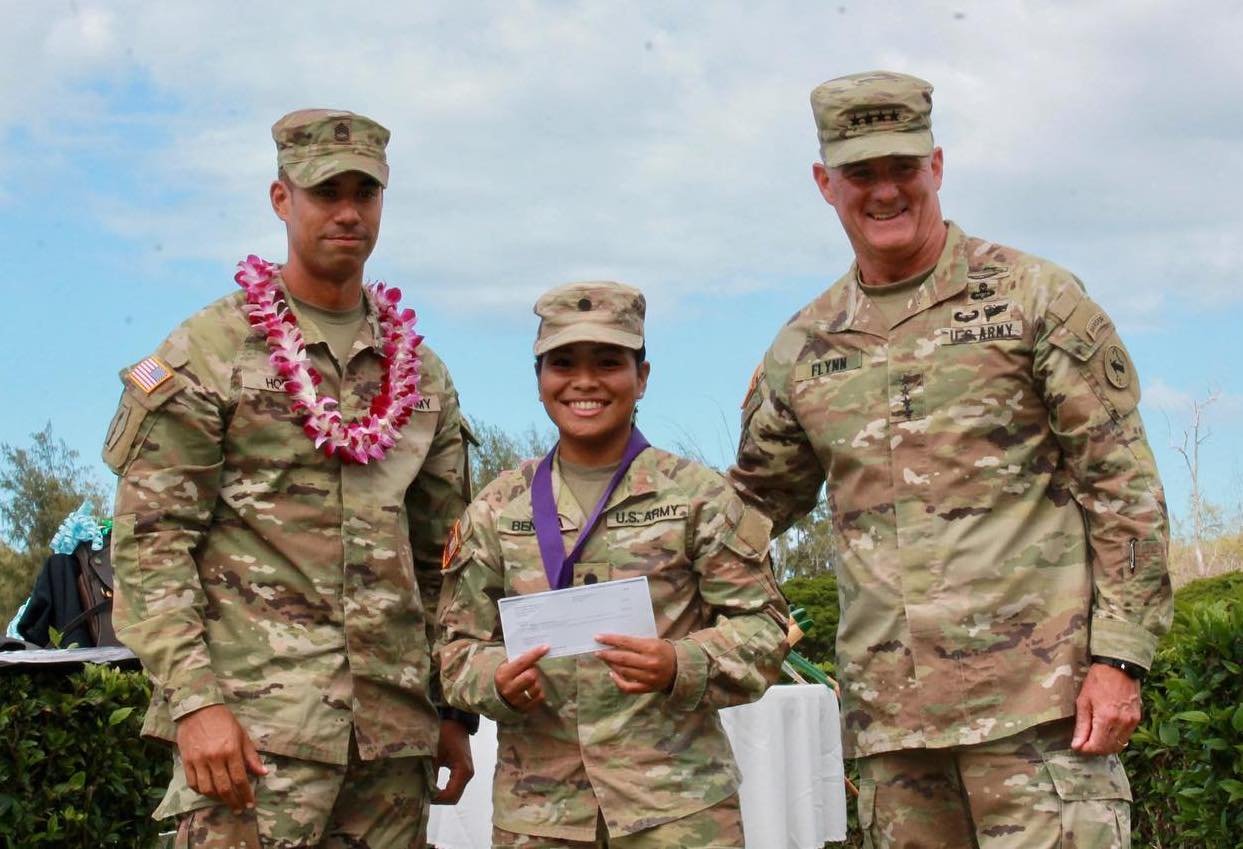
[127,356,175,394]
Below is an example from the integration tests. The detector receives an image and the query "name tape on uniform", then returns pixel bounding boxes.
[794,351,864,381]
[606,503,689,528]
[941,320,1024,346]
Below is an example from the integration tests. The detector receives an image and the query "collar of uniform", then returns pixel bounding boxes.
[278,275,330,349]
[836,220,968,334]
[277,274,383,359]
[556,444,664,516]
[347,287,384,361]
[506,445,665,531]
[923,221,969,308]
[871,221,969,330]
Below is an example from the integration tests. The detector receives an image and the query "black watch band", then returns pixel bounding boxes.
[1091,655,1147,682]
[437,706,480,734]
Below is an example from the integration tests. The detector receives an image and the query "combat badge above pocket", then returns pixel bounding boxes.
[103,354,187,473]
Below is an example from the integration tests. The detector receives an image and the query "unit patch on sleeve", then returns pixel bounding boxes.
[1104,344,1132,390]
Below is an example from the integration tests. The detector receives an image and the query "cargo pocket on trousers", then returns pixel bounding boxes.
[1041,749,1132,849]
[856,778,877,849]
[176,806,262,849]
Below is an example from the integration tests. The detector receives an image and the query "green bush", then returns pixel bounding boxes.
[788,570,1243,847]
[1168,570,1243,642]
[0,662,170,847]
[781,573,841,673]
[1126,573,1243,849]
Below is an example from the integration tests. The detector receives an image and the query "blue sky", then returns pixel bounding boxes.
[1,1,1241,534]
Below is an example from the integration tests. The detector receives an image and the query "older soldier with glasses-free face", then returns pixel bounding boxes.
[730,71,1171,848]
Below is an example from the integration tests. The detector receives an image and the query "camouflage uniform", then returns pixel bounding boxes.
[438,279,787,846]
[439,448,787,845]
[729,72,1171,848]
[104,109,470,846]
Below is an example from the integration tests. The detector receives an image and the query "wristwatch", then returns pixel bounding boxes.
[1091,655,1147,682]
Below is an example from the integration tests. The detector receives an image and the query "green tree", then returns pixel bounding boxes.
[0,424,108,624]
[781,572,840,671]
[468,420,555,494]
[771,490,836,580]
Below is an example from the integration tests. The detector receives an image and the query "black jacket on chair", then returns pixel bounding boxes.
[17,553,94,649]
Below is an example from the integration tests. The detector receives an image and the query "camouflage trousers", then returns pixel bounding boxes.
[856,719,1131,849]
[156,746,433,848]
[492,793,744,849]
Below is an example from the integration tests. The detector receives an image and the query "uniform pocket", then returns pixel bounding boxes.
[175,806,262,848]
[1041,749,1132,849]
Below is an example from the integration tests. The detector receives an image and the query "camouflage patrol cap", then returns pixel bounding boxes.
[811,71,934,167]
[272,108,391,188]
[533,282,646,356]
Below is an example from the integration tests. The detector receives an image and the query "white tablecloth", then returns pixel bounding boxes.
[428,684,846,848]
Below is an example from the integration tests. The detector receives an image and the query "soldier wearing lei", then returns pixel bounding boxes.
[438,282,790,848]
[730,71,1172,848]
[103,108,476,847]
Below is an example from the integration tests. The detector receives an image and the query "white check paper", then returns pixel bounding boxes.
[498,576,658,660]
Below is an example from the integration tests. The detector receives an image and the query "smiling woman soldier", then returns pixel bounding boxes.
[438,282,789,849]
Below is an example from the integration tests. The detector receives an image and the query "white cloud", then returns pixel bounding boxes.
[3,0,1243,322]
[1143,379,1195,413]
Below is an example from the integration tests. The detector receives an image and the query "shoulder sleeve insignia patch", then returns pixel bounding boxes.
[441,519,463,571]
[126,356,175,394]
[1104,344,1132,390]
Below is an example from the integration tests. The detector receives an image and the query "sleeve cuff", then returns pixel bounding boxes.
[483,678,528,724]
[438,706,481,734]
[665,639,709,712]
[167,673,226,721]
[1089,615,1158,670]
[460,645,527,723]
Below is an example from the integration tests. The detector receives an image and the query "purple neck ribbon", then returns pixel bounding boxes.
[530,428,650,590]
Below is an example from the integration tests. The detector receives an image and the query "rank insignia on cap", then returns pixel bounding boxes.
[127,356,174,394]
[334,121,350,142]
[441,519,463,571]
